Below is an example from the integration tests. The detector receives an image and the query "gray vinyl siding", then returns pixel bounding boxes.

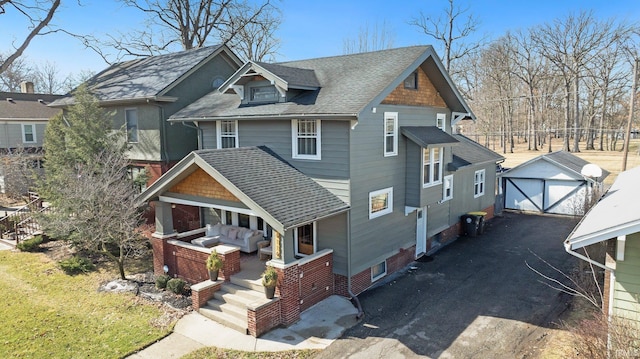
[199,119,351,181]
[449,163,497,226]
[112,105,163,162]
[348,104,450,275]
[0,122,46,148]
[317,213,349,275]
[405,141,421,207]
[613,232,640,323]
[200,122,216,149]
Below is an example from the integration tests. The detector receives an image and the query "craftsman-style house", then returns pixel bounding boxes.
[137,46,504,336]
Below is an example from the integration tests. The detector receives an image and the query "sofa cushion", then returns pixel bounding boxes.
[227,228,238,241]
[207,223,221,236]
[220,225,230,236]
[237,227,249,241]
[243,229,255,241]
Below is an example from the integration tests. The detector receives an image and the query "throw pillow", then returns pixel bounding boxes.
[237,227,248,241]
[243,230,254,241]
[227,228,238,241]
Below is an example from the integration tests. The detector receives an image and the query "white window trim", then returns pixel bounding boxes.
[442,174,454,201]
[436,113,446,131]
[21,124,36,143]
[371,260,387,282]
[216,120,239,149]
[125,108,138,143]
[383,112,398,157]
[369,187,393,219]
[294,222,317,257]
[423,147,443,188]
[291,119,321,160]
[474,169,486,198]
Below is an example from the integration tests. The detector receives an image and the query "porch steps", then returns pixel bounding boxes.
[229,275,264,292]
[198,282,269,334]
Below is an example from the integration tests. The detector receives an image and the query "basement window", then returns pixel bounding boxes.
[371,261,387,282]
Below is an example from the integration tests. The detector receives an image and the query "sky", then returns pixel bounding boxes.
[2,0,640,84]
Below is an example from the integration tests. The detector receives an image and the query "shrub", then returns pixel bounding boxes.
[59,256,95,275]
[166,278,186,295]
[155,275,171,289]
[16,235,43,252]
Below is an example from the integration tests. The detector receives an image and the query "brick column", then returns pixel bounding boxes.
[191,280,222,310]
[150,201,177,276]
[214,244,241,281]
[271,262,301,325]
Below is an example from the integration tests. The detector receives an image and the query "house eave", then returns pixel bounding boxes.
[169,113,358,122]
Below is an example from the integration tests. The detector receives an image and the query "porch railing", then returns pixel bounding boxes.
[0,194,49,243]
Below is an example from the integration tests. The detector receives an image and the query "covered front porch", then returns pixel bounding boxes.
[137,147,350,336]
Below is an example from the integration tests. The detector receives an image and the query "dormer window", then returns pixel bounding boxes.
[250,86,278,102]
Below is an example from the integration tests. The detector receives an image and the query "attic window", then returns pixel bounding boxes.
[250,86,277,102]
[404,72,418,90]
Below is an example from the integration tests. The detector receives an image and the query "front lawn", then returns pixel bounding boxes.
[0,250,170,358]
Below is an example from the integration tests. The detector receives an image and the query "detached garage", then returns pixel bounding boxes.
[500,151,609,216]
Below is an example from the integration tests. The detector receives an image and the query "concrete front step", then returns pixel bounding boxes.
[230,276,264,292]
[205,299,247,320]
[199,305,248,334]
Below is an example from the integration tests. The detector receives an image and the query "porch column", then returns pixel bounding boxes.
[151,201,177,276]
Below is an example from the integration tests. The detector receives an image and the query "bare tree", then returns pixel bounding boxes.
[227,3,281,61]
[33,61,67,94]
[84,0,279,63]
[42,150,147,280]
[0,54,33,91]
[0,0,61,75]
[409,0,483,75]
[533,11,622,152]
[0,147,39,201]
[343,20,396,55]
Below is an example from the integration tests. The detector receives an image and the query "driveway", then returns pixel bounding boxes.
[316,212,580,359]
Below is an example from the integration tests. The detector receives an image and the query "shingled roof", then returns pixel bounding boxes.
[170,46,473,121]
[137,147,349,232]
[0,92,63,120]
[450,134,504,170]
[401,126,459,148]
[50,45,229,107]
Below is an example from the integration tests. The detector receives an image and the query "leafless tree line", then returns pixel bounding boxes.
[457,11,639,154]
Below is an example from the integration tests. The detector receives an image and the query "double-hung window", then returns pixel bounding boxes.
[474,169,486,198]
[384,112,398,156]
[21,124,35,143]
[442,174,453,201]
[217,120,238,149]
[423,147,443,187]
[292,119,321,160]
[125,108,138,143]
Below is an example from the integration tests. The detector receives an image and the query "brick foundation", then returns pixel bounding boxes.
[275,264,301,326]
[298,251,334,311]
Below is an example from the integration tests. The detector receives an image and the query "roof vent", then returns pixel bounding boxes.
[6,98,14,103]
[38,99,45,104]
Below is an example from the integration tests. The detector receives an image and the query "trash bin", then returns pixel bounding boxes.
[467,211,487,235]
[461,214,480,237]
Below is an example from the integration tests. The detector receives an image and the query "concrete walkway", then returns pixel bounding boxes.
[128,295,360,358]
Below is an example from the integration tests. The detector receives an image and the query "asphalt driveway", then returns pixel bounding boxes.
[315,212,580,359]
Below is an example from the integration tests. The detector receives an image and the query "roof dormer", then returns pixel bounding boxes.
[220,61,320,103]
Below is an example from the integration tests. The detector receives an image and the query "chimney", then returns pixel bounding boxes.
[20,81,34,94]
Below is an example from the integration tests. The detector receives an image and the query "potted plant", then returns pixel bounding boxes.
[261,266,278,299]
[206,250,223,281]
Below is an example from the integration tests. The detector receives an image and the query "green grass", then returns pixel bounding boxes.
[0,250,170,358]
[181,347,319,359]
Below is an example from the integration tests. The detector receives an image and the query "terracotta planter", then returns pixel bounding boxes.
[208,269,219,281]
[264,285,276,299]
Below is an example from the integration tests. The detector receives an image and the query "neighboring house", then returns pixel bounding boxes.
[0,83,63,193]
[136,46,504,336]
[565,165,640,338]
[49,45,243,189]
[500,151,609,216]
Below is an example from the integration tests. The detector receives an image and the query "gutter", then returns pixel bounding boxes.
[563,239,611,272]
[167,113,359,122]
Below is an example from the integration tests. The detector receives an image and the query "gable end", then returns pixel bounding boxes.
[381,67,446,108]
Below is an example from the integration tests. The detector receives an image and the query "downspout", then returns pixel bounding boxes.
[180,121,203,150]
[346,210,364,319]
